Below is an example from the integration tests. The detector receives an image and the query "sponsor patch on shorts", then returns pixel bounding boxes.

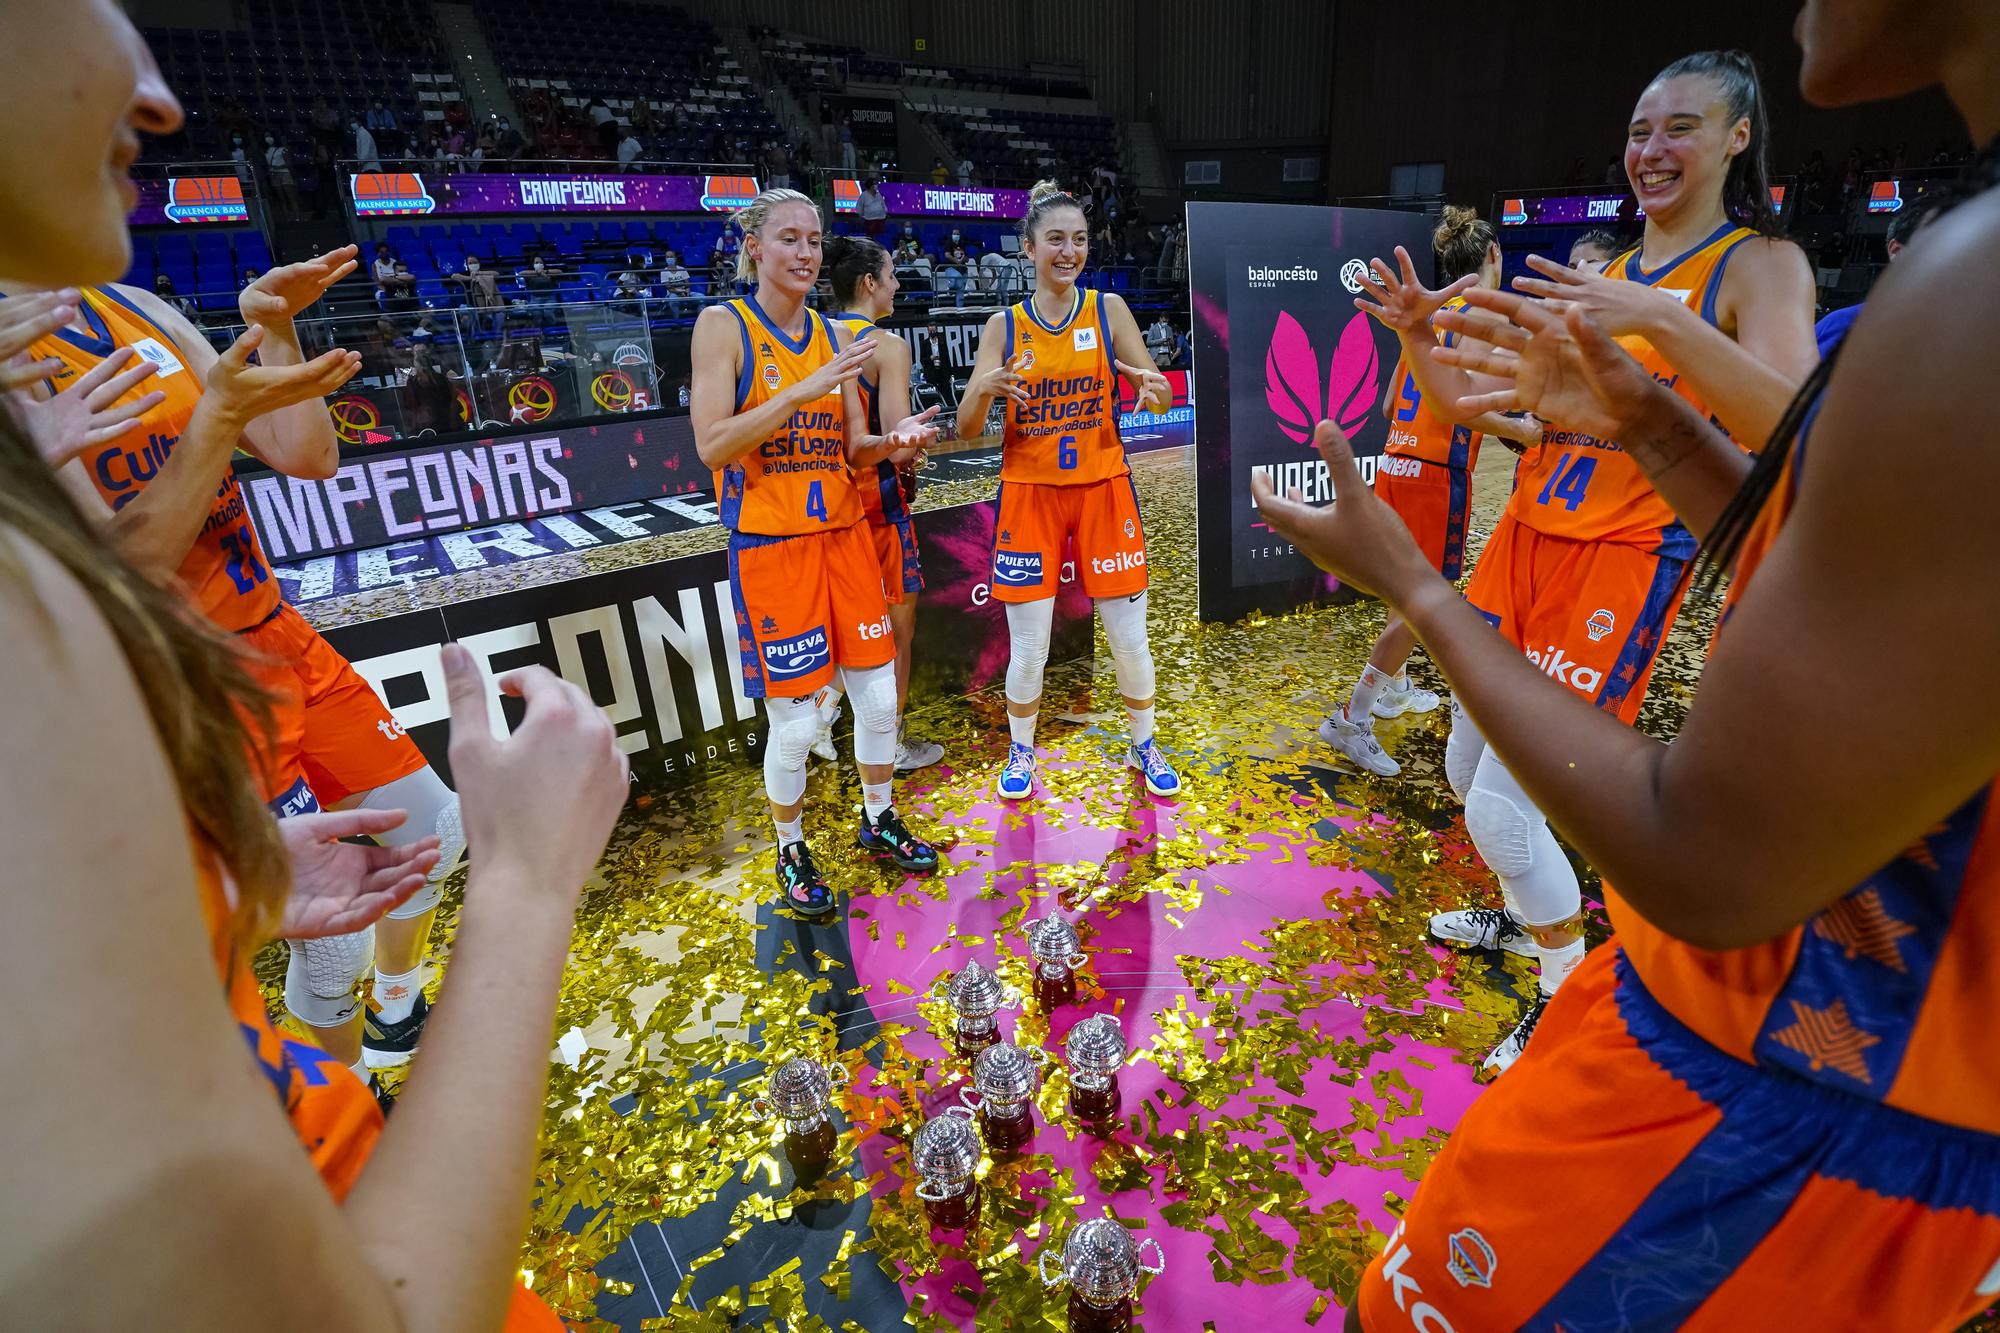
[992,548,1044,586]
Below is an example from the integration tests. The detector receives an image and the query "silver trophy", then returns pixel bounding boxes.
[1038,1217,1166,1311]
[911,1109,983,1227]
[1064,1013,1127,1091]
[933,958,1021,1056]
[1027,915,1089,1006]
[958,1040,1050,1151]
[755,1056,847,1138]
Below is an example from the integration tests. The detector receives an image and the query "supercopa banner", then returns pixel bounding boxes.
[1185,202,1432,621]
[317,498,1093,789]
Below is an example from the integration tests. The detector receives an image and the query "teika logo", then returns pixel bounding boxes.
[1526,643,1603,694]
[1091,549,1146,575]
[1265,310,1381,445]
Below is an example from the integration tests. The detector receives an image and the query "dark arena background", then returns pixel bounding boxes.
[113,0,1992,1327]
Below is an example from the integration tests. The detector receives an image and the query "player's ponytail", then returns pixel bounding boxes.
[1432,205,1495,283]
[1653,50,1781,236]
[1019,178,1084,245]
[0,404,287,939]
[731,187,818,283]
[823,233,889,307]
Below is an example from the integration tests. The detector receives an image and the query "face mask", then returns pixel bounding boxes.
[468,261,479,272]
[534,261,544,271]
[265,136,274,145]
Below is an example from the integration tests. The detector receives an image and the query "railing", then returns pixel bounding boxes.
[334,155,759,177]
[757,43,1092,104]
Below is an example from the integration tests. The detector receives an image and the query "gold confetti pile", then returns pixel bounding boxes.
[256,448,1996,1333]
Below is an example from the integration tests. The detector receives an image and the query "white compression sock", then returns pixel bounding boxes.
[1008,712,1037,747]
[1349,662,1393,722]
[349,1058,370,1085]
[1536,938,1587,997]
[774,814,804,847]
[863,782,892,819]
[1127,703,1156,746]
[371,966,423,1025]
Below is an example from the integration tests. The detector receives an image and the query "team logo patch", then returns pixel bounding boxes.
[1585,608,1616,643]
[1072,325,1098,352]
[760,625,830,682]
[130,337,185,378]
[1014,348,1036,373]
[1445,1227,1497,1289]
[1122,518,1136,539]
[992,549,1044,586]
[762,363,782,391]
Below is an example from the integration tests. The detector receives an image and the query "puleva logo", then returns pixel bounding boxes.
[1264,310,1380,445]
[992,549,1043,585]
[761,625,830,681]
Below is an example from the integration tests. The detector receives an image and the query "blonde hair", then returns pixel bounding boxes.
[0,404,288,940]
[1432,204,1496,284]
[1018,178,1084,245]
[732,187,819,282]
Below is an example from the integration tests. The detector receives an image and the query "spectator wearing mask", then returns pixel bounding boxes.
[151,274,198,321]
[658,251,693,321]
[839,119,856,172]
[893,230,929,289]
[610,269,651,314]
[238,265,261,291]
[858,177,888,239]
[309,94,341,150]
[617,126,643,169]
[930,157,949,186]
[586,97,617,153]
[1145,314,1176,368]
[445,255,503,338]
[366,98,400,156]
[263,134,299,216]
[381,261,420,313]
[493,116,523,159]
[515,256,563,315]
[708,244,734,296]
[916,322,947,401]
[957,156,975,188]
[937,242,969,307]
[352,118,381,172]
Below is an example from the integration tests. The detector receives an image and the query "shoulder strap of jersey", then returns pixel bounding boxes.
[1698,226,1763,327]
[97,284,186,356]
[723,299,754,410]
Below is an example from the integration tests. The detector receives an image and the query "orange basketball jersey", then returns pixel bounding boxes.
[1509,224,1759,558]
[1615,396,2000,1137]
[999,287,1128,486]
[34,287,280,632]
[715,296,862,537]
[1384,295,1483,471]
[824,311,914,524]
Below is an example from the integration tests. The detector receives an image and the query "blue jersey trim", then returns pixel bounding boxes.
[725,302,755,412]
[744,292,815,355]
[99,284,186,355]
[1625,221,1738,286]
[1593,551,1688,714]
[1022,287,1083,335]
[1699,232,1757,328]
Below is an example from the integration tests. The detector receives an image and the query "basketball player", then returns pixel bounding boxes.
[2,3,624,1325]
[690,188,942,919]
[809,233,945,775]
[1568,228,1621,271]
[15,255,468,1086]
[956,180,1180,802]
[1320,206,1542,778]
[1356,50,1819,1071]
[1265,7,2000,1318]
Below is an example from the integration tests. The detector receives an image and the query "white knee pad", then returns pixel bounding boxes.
[358,767,462,919]
[1443,698,1487,804]
[1004,597,1056,705]
[285,927,374,1029]
[1095,592,1155,701]
[764,695,818,805]
[1463,752,1580,927]
[840,661,898,767]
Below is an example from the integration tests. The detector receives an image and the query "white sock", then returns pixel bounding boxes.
[371,966,423,1025]
[817,687,842,722]
[863,781,892,819]
[1349,662,1392,721]
[1391,669,1410,691]
[349,1057,370,1085]
[1008,711,1037,748]
[775,814,804,847]
[1126,703,1156,746]
[1536,937,1587,998]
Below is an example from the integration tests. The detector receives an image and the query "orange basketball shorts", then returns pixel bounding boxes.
[242,601,428,813]
[991,473,1147,604]
[730,520,894,699]
[1462,515,1690,726]
[1357,946,2000,1332]
[870,513,922,605]
[1374,455,1472,581]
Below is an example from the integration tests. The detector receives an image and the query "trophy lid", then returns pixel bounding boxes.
[767,1057,833,1119]
[911,1111,981,1182]
[1063,1218,1142,1305]
[945,959,1007,1017]
[1065,1014,1127,1074]
[972,1041,1042,1102]
[1027,914,1082,963]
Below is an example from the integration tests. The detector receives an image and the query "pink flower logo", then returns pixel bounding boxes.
[1264,310,1380,446]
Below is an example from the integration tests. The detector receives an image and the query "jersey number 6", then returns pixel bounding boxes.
[1058,434,1079,470]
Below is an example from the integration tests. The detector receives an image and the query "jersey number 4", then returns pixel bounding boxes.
[1536,452,1597,512]
[219,525,269,594]
[805,481,828,523]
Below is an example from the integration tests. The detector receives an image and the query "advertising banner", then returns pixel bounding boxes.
[823,93,901,148]
[1186,201,1431,621]
[128,175,250,227]
[237,414,704,562]
[349,171,761,218]
[319,497,1093,789]
[879,183,1029,220]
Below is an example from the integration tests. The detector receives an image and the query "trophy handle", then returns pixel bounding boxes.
[747,1095,771,1118]
[1038,1247,1066,1289]
[944,1102,977,1121]
[957,1086,983,1112]
[1136,1237,1166,1276]
[1025,1045,1051,1067]
[826,1064,850,1088]
[914,1177,954,1202]
[1066,951,1089,969]
[998,985,1023,1011]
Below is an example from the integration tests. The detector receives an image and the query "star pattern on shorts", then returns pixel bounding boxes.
[1812,888,1918,973]
[1899,821,1950,872]
[1768,997,1879,1084]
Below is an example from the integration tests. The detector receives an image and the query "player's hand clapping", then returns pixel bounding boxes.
[0,288,80,392]
[10,346,163,469]
[275,808,441,940]
[1352,245,1479,335]
[239,244,360,327]
[196,322,361,436]
[794,336,876,403]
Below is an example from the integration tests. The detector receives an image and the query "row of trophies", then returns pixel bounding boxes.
[759,915,1166,1329]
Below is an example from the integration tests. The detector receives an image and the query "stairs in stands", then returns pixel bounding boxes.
[1121,120,1171,194]
[433,1,522,130]
[721,25,818,164]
